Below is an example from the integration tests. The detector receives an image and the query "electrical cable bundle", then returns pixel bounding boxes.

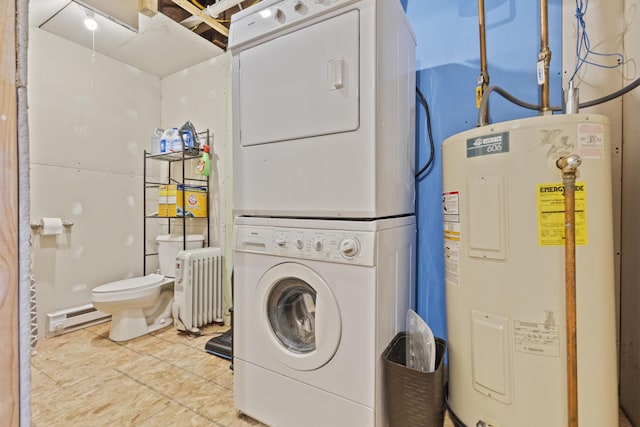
[415,86,436,178]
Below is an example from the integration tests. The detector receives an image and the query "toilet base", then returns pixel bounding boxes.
[98,282,175,342]
[109,309,172,342]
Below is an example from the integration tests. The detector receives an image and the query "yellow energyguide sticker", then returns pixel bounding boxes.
[537,182,587,246]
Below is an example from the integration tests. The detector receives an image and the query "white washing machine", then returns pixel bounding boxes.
[228,0,416,219]
[233,216,416,426]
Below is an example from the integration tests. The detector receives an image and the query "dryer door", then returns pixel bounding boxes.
[236,9,359,147]
[255,262,342,371]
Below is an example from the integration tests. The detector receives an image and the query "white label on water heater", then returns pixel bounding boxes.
[578,123,605,159]
[442,190,460,222]
[444,221,461,287]
[514,314,560,357]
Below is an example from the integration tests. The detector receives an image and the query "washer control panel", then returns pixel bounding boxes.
[228,0,359,50]
[235,224,375,266]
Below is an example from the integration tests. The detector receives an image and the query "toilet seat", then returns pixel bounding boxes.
[92,274,167,302]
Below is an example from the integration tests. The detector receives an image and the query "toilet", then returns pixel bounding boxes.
[92,234,204,342]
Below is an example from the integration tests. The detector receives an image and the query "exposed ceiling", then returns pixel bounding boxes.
[30,0,255,77]
[158,0,255,50]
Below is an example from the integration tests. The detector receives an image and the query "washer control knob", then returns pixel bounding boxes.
[312,239,323,251]
[295,237,304,249]
[339,238,360,258]
[274,8,286,23]
[275,236,286,246]
[293,1,306,13]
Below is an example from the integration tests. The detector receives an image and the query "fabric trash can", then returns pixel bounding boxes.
[383,332,447,427]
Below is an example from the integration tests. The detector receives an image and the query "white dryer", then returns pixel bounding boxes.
[228,0,416,219]
[233,216,416,426]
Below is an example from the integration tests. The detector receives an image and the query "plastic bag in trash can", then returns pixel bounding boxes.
[406,309,436,372]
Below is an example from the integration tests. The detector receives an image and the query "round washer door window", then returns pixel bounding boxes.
[255,262,341,371]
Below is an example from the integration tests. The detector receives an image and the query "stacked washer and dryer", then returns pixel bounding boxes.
[228,1,416,426]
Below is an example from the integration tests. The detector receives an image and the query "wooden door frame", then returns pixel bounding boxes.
[1,0,20,425]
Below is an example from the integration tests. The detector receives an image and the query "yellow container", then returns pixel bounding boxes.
[158,184,207,217]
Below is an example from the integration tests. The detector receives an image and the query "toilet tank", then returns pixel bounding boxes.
[156,234,205,277]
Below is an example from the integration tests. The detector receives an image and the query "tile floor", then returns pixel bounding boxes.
[31,322,454,427]
[31,322,258,427]
[30,322,631,427]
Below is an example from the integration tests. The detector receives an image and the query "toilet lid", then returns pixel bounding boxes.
[93,274,166,294]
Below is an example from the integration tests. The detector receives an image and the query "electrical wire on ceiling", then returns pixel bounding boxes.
[415,86,435,179]
[191,0,206,10]
[569,0,625,84]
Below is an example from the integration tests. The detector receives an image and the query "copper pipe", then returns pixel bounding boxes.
[564,177,578,427]
[539,0,551,111]
[557,155,582,427]
[478,0,490,124]
[478,0,488,84]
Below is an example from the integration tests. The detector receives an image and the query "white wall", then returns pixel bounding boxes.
[160,53,232,321]
[160,54,230,247]
[29,28,161,337]
[29,27,233,336]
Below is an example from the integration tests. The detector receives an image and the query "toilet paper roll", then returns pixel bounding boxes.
[40,217,63,236]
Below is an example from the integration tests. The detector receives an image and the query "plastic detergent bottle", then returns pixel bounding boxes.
[150,128,164,154]
[160,128,180,153]
[170,128,182,152]
[196,144,211,177]
[162,128,181,152]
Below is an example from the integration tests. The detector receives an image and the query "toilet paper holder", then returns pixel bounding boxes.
[30,221,74,231]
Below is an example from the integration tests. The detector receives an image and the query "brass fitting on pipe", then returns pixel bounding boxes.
[477,0,490,124]
[556,155,582,175]
[539,0,551,112]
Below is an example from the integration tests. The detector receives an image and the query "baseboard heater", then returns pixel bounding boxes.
[46,304,111,337]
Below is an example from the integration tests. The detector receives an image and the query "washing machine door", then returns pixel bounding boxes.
[255,262,341,371]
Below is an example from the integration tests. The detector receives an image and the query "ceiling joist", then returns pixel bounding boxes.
[139,0,159,17]
[171,0,229,37]
[204,0,246,18]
